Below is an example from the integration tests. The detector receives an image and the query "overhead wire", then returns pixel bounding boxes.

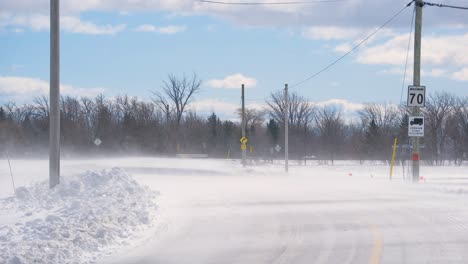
[198,0,347,5]
[290,0,415,88]
[422,1,468,10]
[399,6,416,105]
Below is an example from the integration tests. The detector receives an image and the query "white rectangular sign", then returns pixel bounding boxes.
[407,86,426,107]
[408,116,424,137]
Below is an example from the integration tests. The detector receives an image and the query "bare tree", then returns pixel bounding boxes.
[446,97,468,165]
[358,103,399,136]
[265,91,316,158]
[32,96,49,119]
[152,73,202,126]
[314,106,346,164]
[236,108,265,135]
[265,91,315,128]
[358,103,399,160]
[423,92,456,165]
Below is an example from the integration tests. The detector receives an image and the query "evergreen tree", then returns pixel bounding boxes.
[0,107,5,122]
[208,112,218,138]
[365,119,380,159]
[266,119,279,144]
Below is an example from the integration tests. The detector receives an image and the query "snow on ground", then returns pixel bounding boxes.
[0,168,158,264]
[0,157,467,264]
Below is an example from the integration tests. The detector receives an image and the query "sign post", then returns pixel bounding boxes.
[410,0,423,182]
[389,137,398,180]
[241,84,246,167]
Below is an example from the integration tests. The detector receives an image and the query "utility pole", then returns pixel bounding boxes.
[50,0,60,188]
[412,0,423,182]
[241,84,246,167]
[284,84,289,173]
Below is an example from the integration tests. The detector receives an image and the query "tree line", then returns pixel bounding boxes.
[0,73,467,165]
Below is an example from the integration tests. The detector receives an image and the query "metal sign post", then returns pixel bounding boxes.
[284,84,289,173]
[241,84,246,167]
[411,0,423,183]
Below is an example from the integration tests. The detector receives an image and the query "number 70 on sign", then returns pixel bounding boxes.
[407,86,426,107]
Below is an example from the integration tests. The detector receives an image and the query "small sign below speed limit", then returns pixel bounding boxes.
[407,86,426,107]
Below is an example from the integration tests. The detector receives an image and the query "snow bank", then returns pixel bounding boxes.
[0,168,158,264]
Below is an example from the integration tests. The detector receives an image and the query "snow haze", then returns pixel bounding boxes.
[1,157,468,263]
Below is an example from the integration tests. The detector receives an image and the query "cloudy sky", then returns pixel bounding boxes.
[0,0,467,119]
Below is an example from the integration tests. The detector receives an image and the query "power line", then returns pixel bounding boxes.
[423,1,468,10]
[400,6,416,105]
[198,0,347,5]
[290,1,415,88]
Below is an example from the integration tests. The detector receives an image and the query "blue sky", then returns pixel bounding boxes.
[0,0,467,120]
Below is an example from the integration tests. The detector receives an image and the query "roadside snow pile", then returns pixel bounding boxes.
[0,168,158,264]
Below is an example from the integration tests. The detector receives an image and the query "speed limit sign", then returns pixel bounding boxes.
[407,86,426,107]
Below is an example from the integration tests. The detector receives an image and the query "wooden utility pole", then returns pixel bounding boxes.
[412,0,423,182]
[284,84,289,173]
[50,0,60,188]
[241,84,246,167]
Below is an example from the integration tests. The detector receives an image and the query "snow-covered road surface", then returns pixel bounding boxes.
[1,158,467,263]
[102,159,468,264]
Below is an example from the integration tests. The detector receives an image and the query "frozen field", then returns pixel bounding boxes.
[1,157,468,263]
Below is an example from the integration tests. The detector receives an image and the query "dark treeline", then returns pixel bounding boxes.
[0,74,467,165]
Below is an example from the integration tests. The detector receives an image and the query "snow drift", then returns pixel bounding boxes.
[0,168,158,264]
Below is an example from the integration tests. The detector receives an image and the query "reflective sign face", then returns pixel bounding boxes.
[94,138,102,146]
[275,145,281,152]
[408,116,424,137]
[407,86,426,107]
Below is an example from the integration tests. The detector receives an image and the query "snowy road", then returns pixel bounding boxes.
[97,159,468,264]
[1,158,467,263]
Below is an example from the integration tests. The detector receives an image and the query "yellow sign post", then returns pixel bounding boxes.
[389,137,398,180]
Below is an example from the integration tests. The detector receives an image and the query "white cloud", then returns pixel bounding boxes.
[0,76,106,100]
[378,67,449,79]
[314,98,366,122]
[190,99,237,114]
[354,33,468,81]
[11,28,24,33]
[61,16,125,35]
[315,98,365,113]
[207,74,257,89]
[135,24,186,34]
[452,68,468,81]
[302,26,362,41]
[334,43,352,54]
[1,0,467,35]
[189,98,265,121]
[0,14,125,35]
[1,0,467,30]
[356,34,410,65]
[357,33,468,67]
